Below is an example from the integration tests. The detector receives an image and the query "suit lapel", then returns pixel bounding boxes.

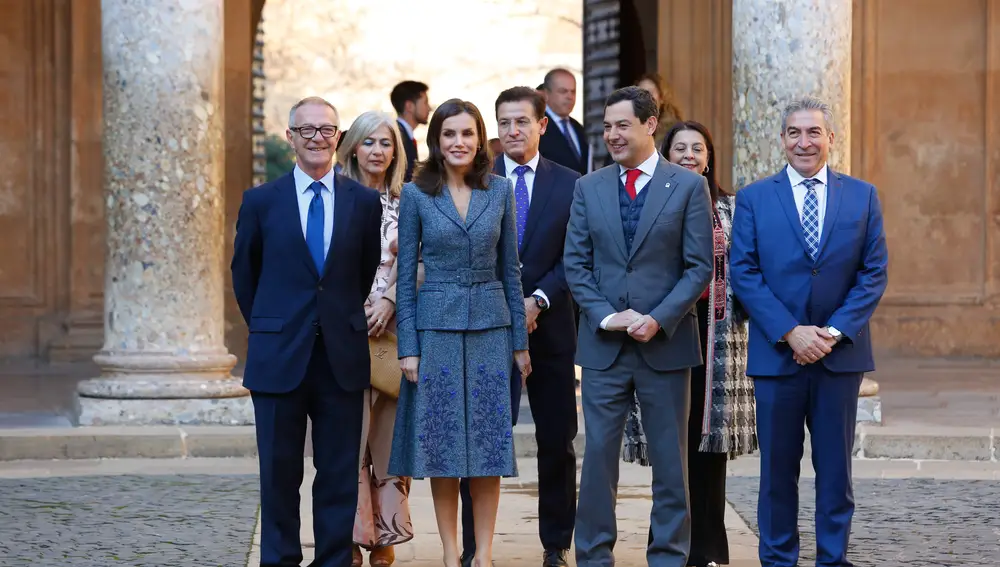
[816,170,843,259]
[464,186,489,229]
[774,172,811,259]
[279,173,320,278]
[324,173,356,279]
[435,186,468,231]
[628,157,677,260]
[549,111,583,168]
[520,159,554,254]
[598,166,628,258]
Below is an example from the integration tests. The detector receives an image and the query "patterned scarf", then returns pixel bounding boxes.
[622,195,757,464]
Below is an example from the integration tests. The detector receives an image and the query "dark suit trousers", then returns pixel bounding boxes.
[460,352,578,555]
[754,365,862,567]
[576,344,691,567]
[252,338,364,567]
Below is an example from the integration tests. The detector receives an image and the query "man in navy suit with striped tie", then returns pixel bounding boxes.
[730,96,888,567]
[232,96,382,567]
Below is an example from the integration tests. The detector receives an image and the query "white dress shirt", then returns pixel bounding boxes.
[600,150,661,330]
[786,163,829,242]
[617,150,659,195]
[503,152,549,307]
[293,165,335,261]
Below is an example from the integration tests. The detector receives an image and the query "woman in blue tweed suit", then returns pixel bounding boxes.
[389,98,531,567]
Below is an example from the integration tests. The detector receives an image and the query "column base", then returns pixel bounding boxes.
[858,377,882,424]
[77,351,251,425]
[76,395,254,426]
[857,396,882,424]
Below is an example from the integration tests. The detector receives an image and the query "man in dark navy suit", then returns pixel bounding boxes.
[232,96,382,567]
[730,96,888,567]
[539,68,589,176]
[459,86,580,567]
[389,80,430,181]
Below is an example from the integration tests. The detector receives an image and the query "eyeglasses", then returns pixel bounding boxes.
[290,125,340,139]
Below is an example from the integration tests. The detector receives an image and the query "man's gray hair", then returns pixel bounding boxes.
[288,96,339,128]
[780,96,834,133]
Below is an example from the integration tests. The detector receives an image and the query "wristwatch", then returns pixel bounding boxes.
[533,294,549,311]
[826,326,843,342]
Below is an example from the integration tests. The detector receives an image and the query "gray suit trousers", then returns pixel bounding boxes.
[575,343,692,567]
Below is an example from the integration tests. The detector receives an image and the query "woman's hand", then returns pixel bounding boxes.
[400,356,420,383]
[514,350,531,385]
[389,237,398,256]
[366,298,395,337]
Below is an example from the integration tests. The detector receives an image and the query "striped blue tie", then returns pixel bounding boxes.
[801,178,821,260]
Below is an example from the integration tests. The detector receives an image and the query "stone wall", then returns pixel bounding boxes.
[261,0,584,146]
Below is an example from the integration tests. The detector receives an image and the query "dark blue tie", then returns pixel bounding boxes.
[513,165,530,248]
[561,118,582,162]
[306,181,326,272]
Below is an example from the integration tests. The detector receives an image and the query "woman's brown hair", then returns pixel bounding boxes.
[412,98,492,195]
[635,72,683,127]
[661,120,731,202]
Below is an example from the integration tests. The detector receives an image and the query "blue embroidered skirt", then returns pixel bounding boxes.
[388,328,517,478]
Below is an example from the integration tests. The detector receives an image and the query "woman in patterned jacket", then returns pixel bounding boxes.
[622,121,757,567]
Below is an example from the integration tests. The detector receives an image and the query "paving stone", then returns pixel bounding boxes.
[726,477,1000,566]
[0,474,258,565]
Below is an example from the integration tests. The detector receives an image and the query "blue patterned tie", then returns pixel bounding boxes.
[801,178,821,260]
[306,181,326,272]
[513,165,530,248]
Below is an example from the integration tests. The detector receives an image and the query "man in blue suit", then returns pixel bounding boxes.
[458,86,580,567]
[729,96,888,567]
[232,96,382,567]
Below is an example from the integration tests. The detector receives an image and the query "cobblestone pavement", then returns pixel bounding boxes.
[0,474,259,566]
[726,476,1000,566]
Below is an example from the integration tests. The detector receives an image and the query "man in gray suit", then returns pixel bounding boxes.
[563,86,714,566]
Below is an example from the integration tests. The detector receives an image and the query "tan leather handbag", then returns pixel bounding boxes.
[369,332,400,399]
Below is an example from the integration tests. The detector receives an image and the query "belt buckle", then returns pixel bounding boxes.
[458,270,472,286]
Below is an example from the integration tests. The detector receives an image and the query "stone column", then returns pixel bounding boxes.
[77,0,251,425]
[732,0,851,188]
[732,0,879,420]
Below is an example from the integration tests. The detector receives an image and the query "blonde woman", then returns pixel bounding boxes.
[337,111,412,567]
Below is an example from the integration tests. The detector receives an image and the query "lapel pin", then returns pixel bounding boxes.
[665,182,671,188]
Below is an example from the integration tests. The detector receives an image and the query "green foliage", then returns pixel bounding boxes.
[263,134,295,181]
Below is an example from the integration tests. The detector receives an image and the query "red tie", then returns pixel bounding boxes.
[625,169,642,200]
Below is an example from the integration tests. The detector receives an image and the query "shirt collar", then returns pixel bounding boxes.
[503,151,540,176]
[785,163,828,187]
[293,164,336,194]
[619,150,660,178]
[546,107,569,122]
[396,117,415,140]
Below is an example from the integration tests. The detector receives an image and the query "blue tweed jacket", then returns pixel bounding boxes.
[395,174,529,358]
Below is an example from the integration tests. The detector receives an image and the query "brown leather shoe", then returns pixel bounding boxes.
[351,544,363,567]
[370,545,395,566]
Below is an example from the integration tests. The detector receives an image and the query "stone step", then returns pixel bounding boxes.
[0,422,994,461]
